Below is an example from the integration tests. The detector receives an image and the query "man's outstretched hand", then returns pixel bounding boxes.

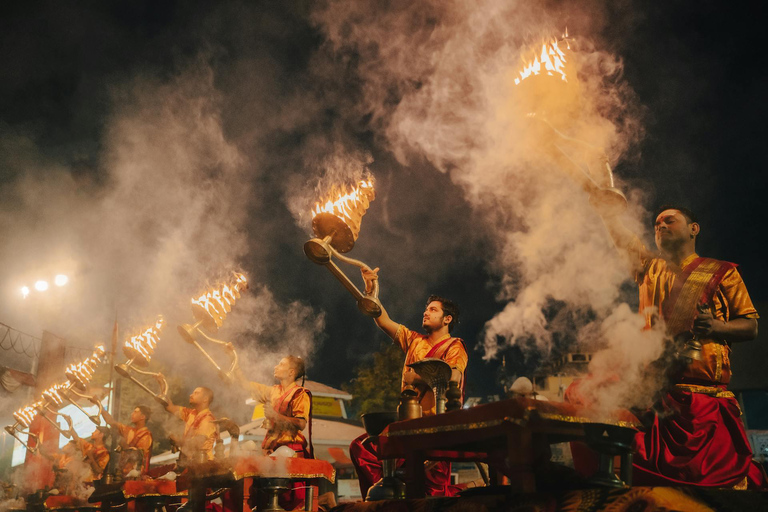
[361,267,380,295]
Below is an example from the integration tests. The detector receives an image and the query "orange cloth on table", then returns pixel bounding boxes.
[79,440,109,482]
[116,423,153,474]
[248,381,310,454]
[174,407,217,461]
[395,325,468,415]
[637,252,758,385]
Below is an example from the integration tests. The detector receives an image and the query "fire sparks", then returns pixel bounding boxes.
[191,273,248,329]
[123,316,164,365]
[514,35,569,86]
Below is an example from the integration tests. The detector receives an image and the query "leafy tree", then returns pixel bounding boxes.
[344,342,404,419]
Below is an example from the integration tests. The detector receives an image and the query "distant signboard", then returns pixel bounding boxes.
[249,395,345,420]
[312,396,343,417]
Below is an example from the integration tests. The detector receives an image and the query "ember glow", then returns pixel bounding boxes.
[123,316,164,365]
[191,273,248,329]
[514,35,569,86]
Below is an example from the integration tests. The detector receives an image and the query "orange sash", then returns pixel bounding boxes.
[266,386,314,458]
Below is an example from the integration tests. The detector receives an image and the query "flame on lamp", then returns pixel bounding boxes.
[65,345,107,389]
[42,383,69,406]
[311,179,375,244]
[191,273,248,331]
[13,403,41,428]
[122,316,164,366]
[514,35,569,86]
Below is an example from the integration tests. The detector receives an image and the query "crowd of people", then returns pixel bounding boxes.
[4,205,764,509]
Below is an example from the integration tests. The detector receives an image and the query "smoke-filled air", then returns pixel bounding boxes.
[0,0,684,425]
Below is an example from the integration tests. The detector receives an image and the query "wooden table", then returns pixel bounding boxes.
[378,397,639,498]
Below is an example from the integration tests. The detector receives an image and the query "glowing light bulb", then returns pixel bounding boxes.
[54,274,69,287]
[34,280,49,292]
[21,286,30,298]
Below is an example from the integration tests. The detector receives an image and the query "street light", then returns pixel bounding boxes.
[18,273,70,298]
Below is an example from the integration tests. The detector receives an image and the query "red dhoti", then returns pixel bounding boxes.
[350,433,457,497]
[633,388,766,489]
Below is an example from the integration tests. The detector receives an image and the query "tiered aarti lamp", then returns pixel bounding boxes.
[114,316,169,406]
[61,345,108,424]
[5,403,42,453]
[514,34,627,216]
[304,178,382,317]
[177,272,247,381]
[5,345,107,451]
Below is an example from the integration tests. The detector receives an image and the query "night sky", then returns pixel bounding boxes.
[0,0,765,409]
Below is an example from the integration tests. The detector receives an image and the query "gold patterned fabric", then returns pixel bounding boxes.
[637,253,758,385]
[248,381,310,453]
[174,407,218,461]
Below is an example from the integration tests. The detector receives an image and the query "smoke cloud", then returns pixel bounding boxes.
[311,0,656,409]
[0,57,326,429]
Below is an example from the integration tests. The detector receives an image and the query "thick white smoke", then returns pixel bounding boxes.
[0,60,326,420]
[312,0,656,408]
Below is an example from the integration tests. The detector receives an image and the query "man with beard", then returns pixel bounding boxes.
[599,205,763,488]
[99,404,153,476]
[349,267,467,497]
[162,387,218,464]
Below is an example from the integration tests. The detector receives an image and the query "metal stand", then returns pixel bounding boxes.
[583,423,635,488]
[254,477,291,512]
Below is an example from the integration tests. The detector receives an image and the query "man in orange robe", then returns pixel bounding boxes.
[350,267,468,497]
[163,387,218,464]
[73,426,110,483]
[100,404,153,476]
[237,355,312,457]
[235,355,313,510]
[601,205,762,488]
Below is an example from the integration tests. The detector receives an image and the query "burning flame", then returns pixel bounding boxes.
[13,402,41,428]
[65,345,108,388]
[514,32,570,86]
[192,273,248,328]
[124,316,164,364]
[42,382,69,406]
[311,179,374,222]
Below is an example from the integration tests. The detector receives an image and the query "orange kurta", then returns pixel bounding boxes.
[116,423,153,474]
[79,440,109,482]
[249,381,310,454]
[395,325,468,415]
[638,253,758,385]
[174,407,217,461]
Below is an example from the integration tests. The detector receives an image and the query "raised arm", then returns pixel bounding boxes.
[362,267,400,339]
[158,380,181,415]
[97,400,118,427]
